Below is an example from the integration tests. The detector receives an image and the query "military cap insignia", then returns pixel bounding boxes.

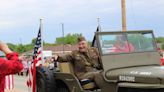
[76,54,80,57]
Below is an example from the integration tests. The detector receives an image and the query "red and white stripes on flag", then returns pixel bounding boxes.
[27,23,43,92]
[33,26,42,67]
[5,75,14,90]
[36,47,42,67]
[27,66,32,90]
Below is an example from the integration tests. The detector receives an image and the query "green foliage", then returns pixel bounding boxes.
[156,37,164,43]
[44,43,57,46]
[128,34,153,50]
[16,44,27,53]
[155,37,164,50]
[56,37,64,44]
[8,43,30,54]
[162,43,164,50]
[7,41,33,53]
[24,44,34,51]
[31,38,37,45]
[56,33,82,45]
[6,33,84,54]
[7,43,17,51]
[7,38,57,54]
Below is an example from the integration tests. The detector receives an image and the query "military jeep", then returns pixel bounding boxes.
[37,30,164,92]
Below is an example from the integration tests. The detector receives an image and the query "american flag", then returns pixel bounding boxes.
[33,27,42,66]
[27,26,42,92]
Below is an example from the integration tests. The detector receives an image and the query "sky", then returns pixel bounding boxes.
[0,0,164,44]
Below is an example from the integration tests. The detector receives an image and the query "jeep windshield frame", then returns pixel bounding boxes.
[96,30,157,55]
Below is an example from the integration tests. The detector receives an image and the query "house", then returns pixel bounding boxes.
[22,44,78,56]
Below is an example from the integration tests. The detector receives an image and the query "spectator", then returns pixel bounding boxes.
[160,53,164,65]
[0,41,23,92]
[43,58,50,67]
[114,35,135,52]
[26,56,32,76]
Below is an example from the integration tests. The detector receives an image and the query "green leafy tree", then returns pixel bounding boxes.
[156,37,164,43]
[56,33,82,45]
[24,44,34,51]
[128,34,153,50]
[162,43,164,50]
[31,38,37,45]
[56,37,64,44]
[155,37,164,50]
[7,43,17,51]
[16,44,27,53]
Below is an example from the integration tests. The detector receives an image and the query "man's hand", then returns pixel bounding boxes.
[0,41,12,54]
[52,54,58,61]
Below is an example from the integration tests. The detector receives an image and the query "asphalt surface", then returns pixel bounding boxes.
[5,75,29,92]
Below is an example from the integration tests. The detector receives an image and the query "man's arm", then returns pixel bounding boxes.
[53,53,74,62]
[0,41,12,54]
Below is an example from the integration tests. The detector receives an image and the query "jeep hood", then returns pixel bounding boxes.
[105,66,164,84]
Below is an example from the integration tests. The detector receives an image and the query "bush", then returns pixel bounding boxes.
[162,43,164,50]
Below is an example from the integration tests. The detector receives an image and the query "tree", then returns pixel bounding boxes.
[56,37,64,44]
[31,38,37,45]
[7,43,17,51]
[55,33,82,45]
[8,41,34,54]
[15,44,27,54]
[156,37,164,43]
[156,37,164,50]
[162,43,164,50]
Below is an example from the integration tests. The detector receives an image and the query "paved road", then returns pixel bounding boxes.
[5,75,29,92]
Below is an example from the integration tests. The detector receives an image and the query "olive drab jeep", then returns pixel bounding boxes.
[37,30,164,92]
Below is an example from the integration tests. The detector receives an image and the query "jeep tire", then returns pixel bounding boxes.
[36,66,56,92]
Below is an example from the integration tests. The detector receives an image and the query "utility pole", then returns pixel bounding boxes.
[61,23,65,53]
[121,0,127,32]
[19,36,22,45]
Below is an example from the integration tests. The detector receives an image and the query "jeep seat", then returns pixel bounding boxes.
[80,79,97,90]
[59,62,97,90]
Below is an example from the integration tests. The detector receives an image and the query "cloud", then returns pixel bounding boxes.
[0,0,120,31]
[0,0,164,44]
[127,0,164,16]
[0,21,15,28]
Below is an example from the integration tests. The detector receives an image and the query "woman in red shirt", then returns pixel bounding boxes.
[114,35,135,53]
[0,41,23,92]
[160,53,164,65]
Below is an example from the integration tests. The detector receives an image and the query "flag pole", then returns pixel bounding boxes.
[91,18,101,47]
[32,18,44,92]
[40,18,44,64]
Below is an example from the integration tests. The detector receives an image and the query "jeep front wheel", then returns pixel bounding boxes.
[36,66,56,92]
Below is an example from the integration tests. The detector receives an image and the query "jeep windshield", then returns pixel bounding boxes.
[98,31,156,55]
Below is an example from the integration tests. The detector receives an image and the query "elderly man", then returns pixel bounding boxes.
[0,41,23,92]
[55,37,104,89]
